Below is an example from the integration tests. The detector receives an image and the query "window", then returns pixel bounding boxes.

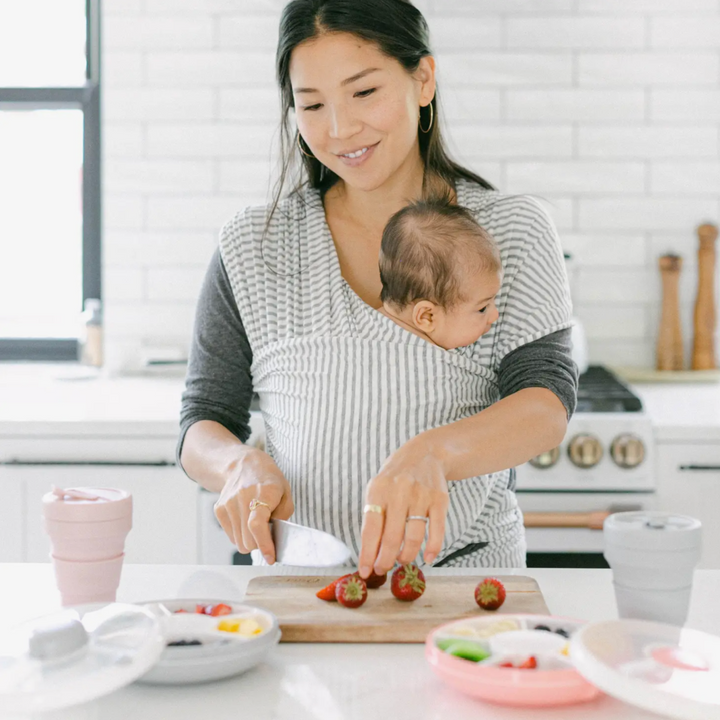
[0,0,100,361]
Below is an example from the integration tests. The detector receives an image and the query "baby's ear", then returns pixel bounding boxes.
[412,300,437,330]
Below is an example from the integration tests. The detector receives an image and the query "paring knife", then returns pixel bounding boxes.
[270,519,352,567]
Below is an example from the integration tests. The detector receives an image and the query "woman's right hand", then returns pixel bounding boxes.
[213,446,294,564]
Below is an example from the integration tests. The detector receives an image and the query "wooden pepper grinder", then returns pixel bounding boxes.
[657,254,684,371]
[691,223,718,370]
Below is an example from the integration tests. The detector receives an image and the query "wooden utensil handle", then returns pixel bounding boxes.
[523,511,611,530]
[692,223,718,370]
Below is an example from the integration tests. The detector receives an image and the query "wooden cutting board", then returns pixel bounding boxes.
[244,574,549,643]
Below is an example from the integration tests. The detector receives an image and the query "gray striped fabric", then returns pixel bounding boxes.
[220,179,573,568]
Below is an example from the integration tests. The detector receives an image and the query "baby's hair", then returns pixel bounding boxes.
[379,194,501,310]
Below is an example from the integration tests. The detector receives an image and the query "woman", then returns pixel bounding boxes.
[178,0,577,578]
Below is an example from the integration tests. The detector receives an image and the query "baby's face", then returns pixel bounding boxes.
[430,269,502,350]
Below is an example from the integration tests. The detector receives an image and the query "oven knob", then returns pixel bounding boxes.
[528,446,561,469]
[568,434,603,468]
[610,433,645,469]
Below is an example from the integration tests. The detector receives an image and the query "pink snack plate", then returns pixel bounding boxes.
[425,613,602,708]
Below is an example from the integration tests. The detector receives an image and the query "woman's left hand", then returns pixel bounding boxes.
[358,435,449,579]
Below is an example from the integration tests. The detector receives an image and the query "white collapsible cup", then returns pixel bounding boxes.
[603,512,702,627]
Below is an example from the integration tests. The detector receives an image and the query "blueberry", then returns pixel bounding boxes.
[554,628,570,638]
[534,625,552,632]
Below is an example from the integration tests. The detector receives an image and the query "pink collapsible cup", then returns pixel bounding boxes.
[42,487,133,606]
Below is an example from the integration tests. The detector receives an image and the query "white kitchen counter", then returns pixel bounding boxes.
[0,364,184,438]
[2,563,718,720]
[631,383,720,443]
[1,363,719,445]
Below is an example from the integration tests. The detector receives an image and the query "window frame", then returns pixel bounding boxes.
[0,0,101,362]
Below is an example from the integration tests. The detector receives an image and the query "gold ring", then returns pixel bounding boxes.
[249,498,271,513]
[363,504,385,515]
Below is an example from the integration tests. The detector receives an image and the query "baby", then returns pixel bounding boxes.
[378,197,502,350]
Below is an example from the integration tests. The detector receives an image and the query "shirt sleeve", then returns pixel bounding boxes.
[497,327,578,420]
[492,196,574,363]
[176,248,254,473]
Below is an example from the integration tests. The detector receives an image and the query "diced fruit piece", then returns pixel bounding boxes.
[209,603,233,616]
[217,618,263,636]
[517,656,537,670]
[499,662,514,668]
[316,573,354,601]
[335,575,368,608]
[474,577,506,611]
[437,638,491,663]
[391,563,426,601]
[218,619,241,633]
[173,609,188,614]
[196,603,219,615]
[238,618,263,636]
[365,570,387,589]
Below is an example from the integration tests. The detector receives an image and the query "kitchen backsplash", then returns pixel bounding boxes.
[102,0,720,373]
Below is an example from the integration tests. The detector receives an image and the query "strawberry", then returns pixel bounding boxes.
[517,656,537,670]
[474,577,506,611]
[391,563,426,601]
[365,570,387,589]
[334,575,368,608]
[316,573,354,602]
[209,603,233,617]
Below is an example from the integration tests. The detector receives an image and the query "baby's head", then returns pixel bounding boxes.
[379,198,502,350]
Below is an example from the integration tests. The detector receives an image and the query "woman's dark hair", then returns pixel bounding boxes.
[267,0,494,231]
[379,193,501,310]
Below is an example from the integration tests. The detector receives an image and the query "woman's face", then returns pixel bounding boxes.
[289,32,436,193]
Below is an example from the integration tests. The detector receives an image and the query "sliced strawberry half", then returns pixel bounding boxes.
[316,573,354,601]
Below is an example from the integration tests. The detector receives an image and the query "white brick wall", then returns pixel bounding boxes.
[103,0,720,373]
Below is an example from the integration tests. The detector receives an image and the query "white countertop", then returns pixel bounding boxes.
[631,383,720,443]
[0,364,184,438]
[1,363,719,443]
[2,563,718,720]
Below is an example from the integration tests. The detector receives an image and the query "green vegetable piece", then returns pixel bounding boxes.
[437,638,491,662]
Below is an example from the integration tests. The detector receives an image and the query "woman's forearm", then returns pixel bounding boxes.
[181,420,256,493]
[423,387,568,481]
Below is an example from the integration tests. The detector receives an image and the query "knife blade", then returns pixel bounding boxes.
[270,519,353,567]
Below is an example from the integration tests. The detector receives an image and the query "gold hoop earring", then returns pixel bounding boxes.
[419,102,434,133]
[297,133,316,158]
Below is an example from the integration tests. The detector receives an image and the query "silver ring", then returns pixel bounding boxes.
[406,515,429,523]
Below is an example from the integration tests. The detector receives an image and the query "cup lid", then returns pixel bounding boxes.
[604,512,702,552]
[43,487,132,522]
[570,619,720,720]
[0,603,164,714]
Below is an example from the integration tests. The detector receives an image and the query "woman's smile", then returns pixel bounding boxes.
[335,141,380,167]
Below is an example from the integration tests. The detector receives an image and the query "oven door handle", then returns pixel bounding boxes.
[523,511,611,530]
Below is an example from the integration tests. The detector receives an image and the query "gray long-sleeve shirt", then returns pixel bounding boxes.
[177,249,578,468]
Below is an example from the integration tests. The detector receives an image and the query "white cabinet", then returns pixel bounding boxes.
[656,443,720,569]
[4,463,198,564]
